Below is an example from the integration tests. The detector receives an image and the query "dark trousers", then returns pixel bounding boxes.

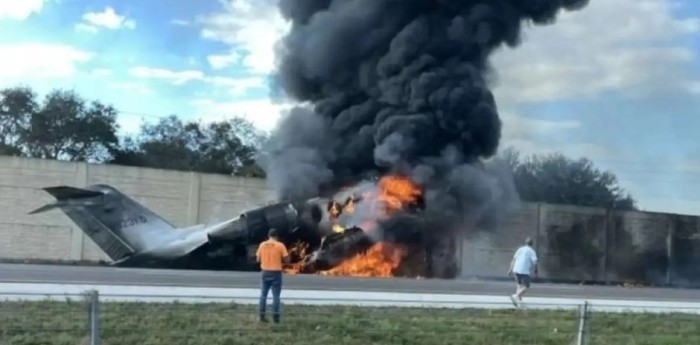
[259,270,283,320]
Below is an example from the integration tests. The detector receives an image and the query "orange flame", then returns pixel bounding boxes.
[283,174,422,277]
[283,241,311,275]
[315,174,422,277]
[328,201,341,219]
[320,242,408,277]
[377,175,422,213]
[343,197,355,214]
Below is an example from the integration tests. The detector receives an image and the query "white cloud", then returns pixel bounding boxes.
[500,110,580,142]
[90,68,112,77]
[490,0,700,104]
[207,50,242,70]
[129,65,266,95]
[107,82,154,96]
[129,66,204,85]
[76,7,136,33]
[206,76,266,95]
[688,81,700,95]
[190,98,294,133]
[501,138,622,163]
[171,19,190,26]
[0,43,92,80]
[0,0,48,20]
[197,0,290,74]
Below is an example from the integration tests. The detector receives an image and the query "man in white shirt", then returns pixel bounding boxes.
[507,237,538,307]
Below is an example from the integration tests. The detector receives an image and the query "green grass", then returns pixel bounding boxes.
[0,300,698,345]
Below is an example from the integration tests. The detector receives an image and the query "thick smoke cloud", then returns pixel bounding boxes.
[260,0,589,232]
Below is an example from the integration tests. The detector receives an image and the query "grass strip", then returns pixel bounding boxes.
[0,300,698,345]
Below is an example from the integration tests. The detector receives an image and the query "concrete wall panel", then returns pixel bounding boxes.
[2,156,700,286]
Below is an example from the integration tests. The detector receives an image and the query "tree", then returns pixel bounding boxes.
[111,115,266,177]
[0,86,119,162]
[228,116,268,151]
[0,84,268,177]
[0,86,36,156]
[497,146,637,210]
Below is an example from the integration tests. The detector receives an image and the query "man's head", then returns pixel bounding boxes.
[525,237,534,246]
[268,228,280,239]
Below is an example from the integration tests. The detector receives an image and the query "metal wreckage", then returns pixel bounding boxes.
[30,174,456,278]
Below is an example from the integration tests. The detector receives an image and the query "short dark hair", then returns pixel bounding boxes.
[268,228,279,238]
[525,237,534,246]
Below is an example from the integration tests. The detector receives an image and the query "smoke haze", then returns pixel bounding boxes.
[259,0,590,252]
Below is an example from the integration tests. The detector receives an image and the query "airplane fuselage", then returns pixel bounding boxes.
[29,183,353,273]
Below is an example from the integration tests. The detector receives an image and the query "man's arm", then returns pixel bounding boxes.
[508,248,520,276]
[255,246,261,263]
[531,251,538,276]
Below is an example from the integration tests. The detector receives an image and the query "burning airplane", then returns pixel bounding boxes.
[29,174,428,276]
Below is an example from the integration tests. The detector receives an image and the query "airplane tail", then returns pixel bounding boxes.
[30,185,177,263]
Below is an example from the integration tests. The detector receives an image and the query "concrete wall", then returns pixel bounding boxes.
[0,156,275,262]
[460,203,700,286]
[1,156,699,286]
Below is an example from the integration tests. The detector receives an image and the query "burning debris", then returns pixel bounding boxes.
[320,242,408,277]
[259,0,591,278]
[283,175,425,277]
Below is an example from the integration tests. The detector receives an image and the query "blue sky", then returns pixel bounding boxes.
[0,0,287,131]
[0,0,698,216]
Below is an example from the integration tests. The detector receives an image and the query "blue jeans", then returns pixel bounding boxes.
[259,271,282,319]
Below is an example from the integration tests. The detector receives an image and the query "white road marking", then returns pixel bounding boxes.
[0,282,697,314]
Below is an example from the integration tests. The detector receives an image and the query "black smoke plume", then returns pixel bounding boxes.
[259,0,590,271]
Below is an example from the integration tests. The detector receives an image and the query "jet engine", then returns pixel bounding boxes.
[206,199,327,244]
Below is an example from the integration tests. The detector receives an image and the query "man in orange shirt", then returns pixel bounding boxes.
[256,228,290,323]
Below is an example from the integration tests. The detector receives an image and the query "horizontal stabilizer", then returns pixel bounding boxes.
[43,186,104,200]
[29,186,105,215]
[28,202,67,215]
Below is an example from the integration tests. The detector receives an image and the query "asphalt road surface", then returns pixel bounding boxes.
[1,263,699,302]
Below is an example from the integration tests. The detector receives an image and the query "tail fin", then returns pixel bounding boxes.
[31,184,177,262]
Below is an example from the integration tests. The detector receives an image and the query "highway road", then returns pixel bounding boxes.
[1,263,700,302]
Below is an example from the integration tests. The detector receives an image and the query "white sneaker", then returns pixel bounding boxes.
[509,294,519,307]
